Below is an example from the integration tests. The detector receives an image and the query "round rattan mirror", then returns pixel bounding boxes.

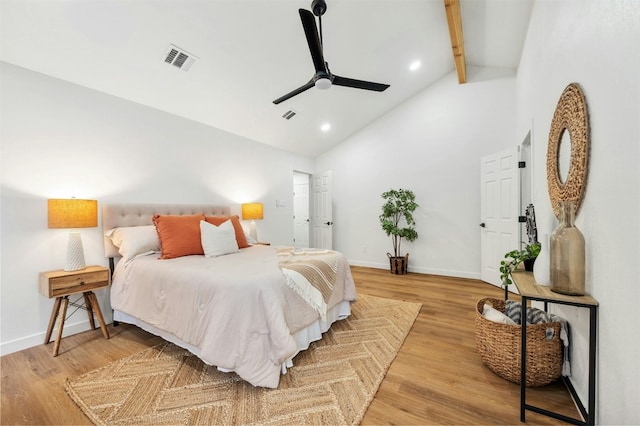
[546,83,590,218]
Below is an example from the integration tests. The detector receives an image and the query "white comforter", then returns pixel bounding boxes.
[110,245,356,388]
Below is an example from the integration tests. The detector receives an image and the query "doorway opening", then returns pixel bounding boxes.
[520,130,533,214]
[293,171,310,248]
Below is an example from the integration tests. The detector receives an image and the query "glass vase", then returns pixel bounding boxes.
[550,200,585,295]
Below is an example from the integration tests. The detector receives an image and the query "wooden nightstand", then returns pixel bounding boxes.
[39,265,111,356]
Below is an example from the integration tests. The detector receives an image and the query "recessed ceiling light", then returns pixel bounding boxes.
[321,122,331,132]
[409,60,421,71]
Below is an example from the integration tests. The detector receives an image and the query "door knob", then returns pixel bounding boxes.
[479,223,486,228]
[325,221,333,226]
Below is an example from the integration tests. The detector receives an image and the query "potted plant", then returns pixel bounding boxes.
[498,205,541,298]
[521,242,541,271]
[499,241,541,298]
[379,189,419,275]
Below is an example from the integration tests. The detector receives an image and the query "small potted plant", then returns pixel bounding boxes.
[379,189,419,275]
[499,204,540,298]
[500,242,541,282]
[499,242,541,299]
[521,242,541,271]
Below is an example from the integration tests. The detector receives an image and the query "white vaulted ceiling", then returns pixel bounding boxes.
[0,0,533,157]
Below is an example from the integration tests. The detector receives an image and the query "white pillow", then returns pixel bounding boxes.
[200,220,239,258]
[105,226,160,263]
[483,303,517,325]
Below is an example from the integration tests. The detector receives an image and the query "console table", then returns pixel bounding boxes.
[512,271,598,425]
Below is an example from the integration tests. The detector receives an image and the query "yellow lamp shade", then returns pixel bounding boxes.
[241,203,264,221]
[48,199,98,229]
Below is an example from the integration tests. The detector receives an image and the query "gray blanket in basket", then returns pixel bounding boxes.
[505,300,571,376]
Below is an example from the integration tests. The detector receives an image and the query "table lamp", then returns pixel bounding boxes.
[241,203,263,242]
[48,198,98,271]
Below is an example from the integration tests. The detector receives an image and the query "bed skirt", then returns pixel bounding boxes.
[113,299,352,375]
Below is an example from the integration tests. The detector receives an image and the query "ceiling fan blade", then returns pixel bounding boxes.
[273,79,315,104]
[332,75,390,92]
[299,9,326,73]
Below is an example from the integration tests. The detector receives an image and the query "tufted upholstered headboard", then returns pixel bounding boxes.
[102,203,231,258]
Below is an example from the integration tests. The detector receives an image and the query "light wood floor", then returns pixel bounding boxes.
[1,266,578,425]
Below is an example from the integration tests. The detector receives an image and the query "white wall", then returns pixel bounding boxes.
[0,62,313,355]
[316,66,518,278]
[515,1,639,424]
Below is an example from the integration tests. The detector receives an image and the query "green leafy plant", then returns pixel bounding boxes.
[499,241,541,286]
[523,241,541,259]
[379,189,419,258]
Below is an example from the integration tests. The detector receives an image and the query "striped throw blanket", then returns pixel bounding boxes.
[278,248,339,321]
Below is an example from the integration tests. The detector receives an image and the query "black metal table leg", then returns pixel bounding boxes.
[520,295,528,422]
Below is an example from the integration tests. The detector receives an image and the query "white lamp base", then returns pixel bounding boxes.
[249,220,258,242]
[65,231,86,271]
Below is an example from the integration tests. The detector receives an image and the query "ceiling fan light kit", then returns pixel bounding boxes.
[273,0,389,104]
[314,77,332,90]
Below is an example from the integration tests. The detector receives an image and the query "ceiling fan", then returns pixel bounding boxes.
[273,0,390,105]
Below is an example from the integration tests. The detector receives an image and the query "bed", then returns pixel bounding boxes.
[103,203,357,388]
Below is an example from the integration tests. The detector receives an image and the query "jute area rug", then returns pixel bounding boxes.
[65,294,421,425]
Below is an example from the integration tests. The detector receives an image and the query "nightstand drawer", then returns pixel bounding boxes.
[39,266,110,298]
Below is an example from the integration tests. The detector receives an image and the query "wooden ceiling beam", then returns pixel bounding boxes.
[444,0,466,84]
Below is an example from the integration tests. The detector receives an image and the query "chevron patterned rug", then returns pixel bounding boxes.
[65,294,421,425]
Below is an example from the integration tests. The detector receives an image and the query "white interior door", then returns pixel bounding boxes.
[310,170,333,249]
[480,147,520,287]
[293,172,310,248]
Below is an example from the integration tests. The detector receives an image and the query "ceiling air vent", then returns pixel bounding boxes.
[163,44,198,72]
[282,110,297,120]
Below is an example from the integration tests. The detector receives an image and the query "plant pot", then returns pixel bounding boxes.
[523,258,536,272]
[387,253,409,275]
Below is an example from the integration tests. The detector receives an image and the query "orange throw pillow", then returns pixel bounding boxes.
[153,214,205,259]
[205,215,249,248]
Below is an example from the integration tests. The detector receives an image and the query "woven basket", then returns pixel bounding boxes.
[387,253,408,275]
[475,297,563,387]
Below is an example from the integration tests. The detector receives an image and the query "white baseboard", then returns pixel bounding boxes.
[347,259,481,280]
[1,319,96,356]
[347,260,387,269]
